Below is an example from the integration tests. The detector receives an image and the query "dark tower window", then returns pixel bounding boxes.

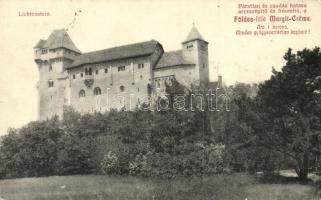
[81,73,83,78]
[96,70,99,75]
[79,89,86,98]
[73,74,76,79]
[118,66,125,71]
[86,68,92,75]
[140,75,143,80]
[187,44,193,49]
[120,85,125,92]
[105,68,108,73]
[48,79,54,88]
[94,87,101,96]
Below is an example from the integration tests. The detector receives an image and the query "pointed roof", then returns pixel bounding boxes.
[34,29,81,53]
[34,39,46,49]
[183,26,208,44]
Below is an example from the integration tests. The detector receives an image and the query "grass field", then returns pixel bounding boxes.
[0,173,320,200]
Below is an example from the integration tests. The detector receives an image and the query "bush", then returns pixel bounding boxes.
[129,144,225,178]
[56,134,97,175]
[101,151,120,174]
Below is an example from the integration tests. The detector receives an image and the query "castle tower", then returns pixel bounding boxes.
[34,29,81,120]
[181,26,209,85]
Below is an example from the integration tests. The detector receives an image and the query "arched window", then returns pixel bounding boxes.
[140,75,143,80]
[48,79,54,88]
[94,87,101,96]
[120,85,125,92]
[79,89,86,98]
[88,68,92,75]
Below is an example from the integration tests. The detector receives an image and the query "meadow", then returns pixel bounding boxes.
[0,173,319,200]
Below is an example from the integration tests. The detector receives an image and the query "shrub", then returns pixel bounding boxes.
[56,134,97,175]
[128,144,225,178]
[100,151,120,174]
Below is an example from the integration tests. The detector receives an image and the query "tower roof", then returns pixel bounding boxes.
[34,29,81,53]
[183,26,208,44]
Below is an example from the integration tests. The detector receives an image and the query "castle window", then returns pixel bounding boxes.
[203,64,206,68]
[120,85,125,92]
[48,79,54,88]
[79,90,86,98]
[138,63,144,69]
[118,66,126,72]
[96,70,99,75]
[157,81,160,88]
[81,73,83,78]
[187,44,193,49]
[140,75,143,80]
[105,68,108,73]
[42,49,48,54]
[85,68,92,75]
[94,87,101,96]
[73,74,76,79]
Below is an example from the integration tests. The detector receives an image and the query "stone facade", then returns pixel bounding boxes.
[34,27,210,120]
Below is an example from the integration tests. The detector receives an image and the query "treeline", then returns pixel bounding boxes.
[0,47,320,180]
[0,107,226,179]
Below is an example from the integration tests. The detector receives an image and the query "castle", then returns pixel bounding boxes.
[34,27,211,120]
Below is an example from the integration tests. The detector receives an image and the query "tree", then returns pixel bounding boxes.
[0,118,63,178]
[256,47,321,180]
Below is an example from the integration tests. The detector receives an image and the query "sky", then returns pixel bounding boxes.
[0,0,320,135]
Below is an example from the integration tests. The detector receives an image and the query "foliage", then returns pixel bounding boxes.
[256,47,321,180]
[128,144,224,178]
[100,151,120,174]
[0,118,63,178]
[0,105,224,179]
